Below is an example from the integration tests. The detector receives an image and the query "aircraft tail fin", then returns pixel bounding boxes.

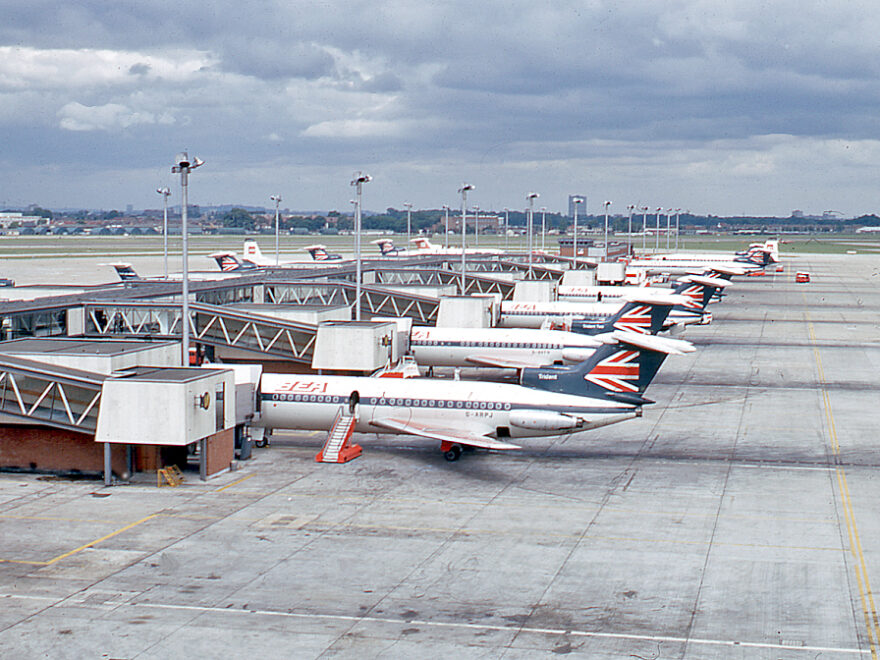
[110,263,140,281]
[372,238,398,256]
[520,331,693,402]
[569,298,676,336]
[671,276,728,310]
[304,244,328,260]
[243,240,265,262]
[210,252,254,272]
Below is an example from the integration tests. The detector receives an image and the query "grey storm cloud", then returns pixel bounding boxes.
[1,0,880,215]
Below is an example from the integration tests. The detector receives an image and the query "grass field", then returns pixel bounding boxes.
[0,232,877,259]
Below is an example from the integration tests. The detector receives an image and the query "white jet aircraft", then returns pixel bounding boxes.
[256,331,692,461]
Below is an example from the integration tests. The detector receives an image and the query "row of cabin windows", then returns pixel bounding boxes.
[503,311,612,318]
[412,340,563,349]
[270,393,512,410]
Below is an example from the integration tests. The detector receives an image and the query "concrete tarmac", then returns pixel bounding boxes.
[1,254,879,658]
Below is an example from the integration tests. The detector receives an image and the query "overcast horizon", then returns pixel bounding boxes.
[2,2,879,217]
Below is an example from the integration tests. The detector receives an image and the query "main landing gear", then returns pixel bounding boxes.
[440,441,463,462]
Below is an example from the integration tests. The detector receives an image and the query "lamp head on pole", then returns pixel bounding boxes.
[604,200,612,209]
[271,195,282,204]
[156,187,171,198]
[458,183,474,195]
[351,172,372,187]
[172,152,203,173]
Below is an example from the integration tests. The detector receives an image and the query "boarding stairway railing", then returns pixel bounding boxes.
[316,406,361,463]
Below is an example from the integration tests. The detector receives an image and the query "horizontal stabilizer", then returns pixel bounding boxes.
[708,265,747,276]
[622,291,690,306]
[370,417,520,450]
[611,330,696,355]
[682,275,733,289]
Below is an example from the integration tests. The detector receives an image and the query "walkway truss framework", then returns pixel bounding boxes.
[83,302,322,364]
[0,355,104,433]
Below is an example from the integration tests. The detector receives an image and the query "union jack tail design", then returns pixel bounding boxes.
[218,255,240,271]
[584,349,639,392]
[612,305,653,333]
[677,284,704,309]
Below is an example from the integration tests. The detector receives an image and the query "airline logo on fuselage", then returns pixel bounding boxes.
[275,380,329,394]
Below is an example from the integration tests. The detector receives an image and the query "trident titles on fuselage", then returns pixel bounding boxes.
[584,349,639,392]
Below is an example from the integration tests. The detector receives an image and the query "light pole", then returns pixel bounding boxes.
[674,209,682,250]
[403,202,413,246]
[351,172,371,321]
[572,196,584,260]
[655,207,662,254]
[526,192,539,276]
[442,204,450,248]
[540,206,547,253]
[458,183,474,292]
[603,200,612,261]
[156,187,171,278]
[627,204,635,257]
[666,208,673,250]
[270,194,282,265]
[473,205,480,248]
[503,208,510,251]
[171,152,204,366]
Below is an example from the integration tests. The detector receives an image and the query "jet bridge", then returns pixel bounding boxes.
[82,301,322,364]
[0,354,105,434]
[263,281,442,325]
[369,268,516,299]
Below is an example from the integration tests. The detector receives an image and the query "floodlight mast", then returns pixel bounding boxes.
[503,208,510,251]
[540,206,547,253]
[458,183,474,292]
[626,205,635,257]
[351,172,371,321]
[666,208,673,250]
[156,187,171,278]
[271,195,282,265]
[442,205,451,248]
[572,196,584,261]
[403,202,413,246]
[473,205,480,248]
[603,200,612,261]
[526,192,539,276]
[655,207,662,254]
[171,152,204,366]
[674,209,682,249]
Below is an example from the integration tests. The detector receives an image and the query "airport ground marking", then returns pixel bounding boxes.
[214,473,255,492]
[806,307,879,658]
[0,513,159,566]
[135,601,868,655]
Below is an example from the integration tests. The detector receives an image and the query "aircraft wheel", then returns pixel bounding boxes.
[443,444,463,462]
[255,439,268,448]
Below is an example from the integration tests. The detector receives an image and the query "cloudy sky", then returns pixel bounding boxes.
[1,1,879,216]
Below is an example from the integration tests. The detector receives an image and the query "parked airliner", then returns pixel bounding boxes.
[256,331,692,460]
[408,299,687,370]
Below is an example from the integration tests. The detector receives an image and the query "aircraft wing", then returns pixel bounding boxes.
[369,417,521,450]
[464,354,542,369]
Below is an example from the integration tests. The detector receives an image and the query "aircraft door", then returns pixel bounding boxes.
[348,390,360,416]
